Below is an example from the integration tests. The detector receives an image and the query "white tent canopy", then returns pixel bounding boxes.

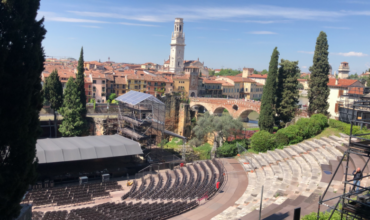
[36,135,142,164]
[115,90,164,106]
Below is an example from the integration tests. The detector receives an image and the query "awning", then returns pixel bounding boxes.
[36,135,142,164]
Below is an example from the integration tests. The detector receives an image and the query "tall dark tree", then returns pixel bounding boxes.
[0,0,46,219]
[258,47,279,133]
[275,59,300,127]
[44,69,63,137]
[75,47,87,117]
[308,31,330,116]
[58,77,84,137]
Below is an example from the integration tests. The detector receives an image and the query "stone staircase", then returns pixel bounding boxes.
[212,133,370,220]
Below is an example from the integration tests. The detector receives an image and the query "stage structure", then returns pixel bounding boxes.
[35,135,145,183]
[338,86,370,124]
[115,91,166,147]
[318,100,370,220]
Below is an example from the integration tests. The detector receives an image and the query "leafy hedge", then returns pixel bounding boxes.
[216,139,248,157]
[328,119,369,137]
[250,114,328,152]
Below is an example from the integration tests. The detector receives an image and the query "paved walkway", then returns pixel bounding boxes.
[170,158,248,220]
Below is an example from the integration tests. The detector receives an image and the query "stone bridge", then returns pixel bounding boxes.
[189,98,261,120]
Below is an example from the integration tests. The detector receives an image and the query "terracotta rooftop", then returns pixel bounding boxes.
[115,77,127,84]
[174,75,190,80]
[327,78,358,88]
[225,76,257,83]
[203,79,222,84]
[248,74,268,79]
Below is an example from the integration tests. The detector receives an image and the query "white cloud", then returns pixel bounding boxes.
[38,11,108,23]
[323,26,350,29]
[301,66,308,69]
[333,52,368,57]
[239,20,288,24]
[249,31,277,35]
[80,25,101,28]
[119,22,159,27]
[67,5,370,23]
[298,51,314,54]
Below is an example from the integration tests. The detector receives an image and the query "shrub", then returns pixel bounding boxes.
[310,114,328,129]
[276,125,303,144]
[250,130,276,152]
[216,141,242,157]
[328,119,369,136]
[274,132,289,148]
[193,143,212,160]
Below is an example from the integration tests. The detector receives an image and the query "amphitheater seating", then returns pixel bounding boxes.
[24,180,120,207]
[31,159,225,220]
[212,134,364,220]
[121,159,224,202]
[32,200,199,220]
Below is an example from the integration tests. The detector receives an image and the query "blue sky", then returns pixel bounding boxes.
[38,0,370,74]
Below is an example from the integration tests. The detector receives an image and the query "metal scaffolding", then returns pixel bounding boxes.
[115,91,165,148]
[318,100,370,220]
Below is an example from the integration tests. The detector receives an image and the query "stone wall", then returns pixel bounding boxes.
[41,104,119,115]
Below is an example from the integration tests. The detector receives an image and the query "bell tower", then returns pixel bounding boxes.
[169,18,185,74]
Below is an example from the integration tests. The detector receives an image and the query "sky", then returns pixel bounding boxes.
[38,0,370,74]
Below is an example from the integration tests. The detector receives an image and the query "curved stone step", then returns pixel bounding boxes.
[267,150,283,162]
[339,133,349,139]
[297,142,313,151]
[239,157,254,172]
[301,154,322,190]
[260,152,276,165]
[285,160,302,199]
[290,145,305,154]
[283,147,299,157]
[276,149,291,160]
[253,154,268,167]
[314,138,327,147]
[309,150,329,165]
[304,140,321,149]
[317,147,337,161]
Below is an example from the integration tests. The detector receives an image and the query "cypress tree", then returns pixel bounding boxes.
[276,59,300,127]
[58,77,84,137]
[308,31,330,116]
[0,0,46,218]
[44,69,63,137]
[258,47,279,133]
[76,47,87,117]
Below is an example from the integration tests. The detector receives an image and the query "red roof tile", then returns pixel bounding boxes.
[248,74,268,79]
[327,78,358,88]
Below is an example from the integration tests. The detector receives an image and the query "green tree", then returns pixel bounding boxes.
[76,47,87,117]
[209,70,215,76]
[275,59,300,127]
[0,0,46,218]
[308,31,330,116]
[58,77,85,136]
[108,93,117,103]
[44,69,63,137]
[261,69,268,75]
[297,83,304,90]
[192,112,243,158]
[258,47,279,132]
[253,70,259,74]
[215,69,241,76]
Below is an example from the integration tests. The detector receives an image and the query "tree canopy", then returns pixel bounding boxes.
[75,47,87,117]
[259,47,279,133]
[308,31,330,116]
[0,0,46,218]
[191,112,243,157]
[275,59,300,127]
[58,77,85,137]
[214,69,241,76]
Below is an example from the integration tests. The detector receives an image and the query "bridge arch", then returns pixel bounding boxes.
[190,104,209,114]
[239,109,259,122]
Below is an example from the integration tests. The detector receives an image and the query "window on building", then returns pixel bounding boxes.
[245,88,248,92]
[154,82,158,86]
[148,87,150,90]
[223,88,225,92]
[88,85,91,89]
[102,93,105,96]
[88,92,91,95]
[117,84,120,88]
[93,86,96,92]
[123,85,126,89]
[102,80,105,84]
[148,82,151,86]
[237,88,239,92]
[251,88,253,92]
[93,80,96,84]
[93,93,95,98]
[128,80,131,84]
[178,61,180,67]
[122,90,125,93]
[102,87,105,92]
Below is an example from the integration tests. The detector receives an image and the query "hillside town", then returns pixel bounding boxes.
[2,1,370,220]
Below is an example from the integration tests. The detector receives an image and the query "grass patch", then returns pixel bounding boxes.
[307,127,341,141]
[163,137,183,150]
[193,143,212,160]
[245,127,260,131]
